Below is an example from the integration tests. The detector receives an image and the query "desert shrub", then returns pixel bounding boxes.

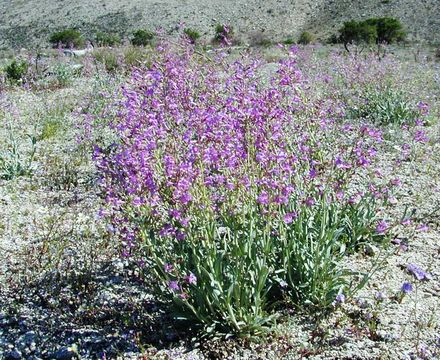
[184,28,201,44]
[283,38,295,45]
[338,18,405,51]
[49,29,85,49]
[95,31,121,47]
[364,17,406,44]
[436,48,440,59]
[349,86,420,125]
[4,59,28,83]
[93,49,120,72]
[131,29,155,46]
[95,46,392,336]
[214,24,234,45]
[298,31,315,45]
[339,21,377,51]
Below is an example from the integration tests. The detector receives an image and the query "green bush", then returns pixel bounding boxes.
[5,60,28,83]
[338,18,405,51]
[298,31,315,45]
[364,17,406,44]
[95,31,121,47]
[49,29,85,48]
[339,21,377,51]
[184,28,201,44]
[283,38,296,45]
[131,29,155,46]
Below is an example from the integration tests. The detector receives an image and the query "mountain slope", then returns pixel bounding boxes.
[0,0,439,48]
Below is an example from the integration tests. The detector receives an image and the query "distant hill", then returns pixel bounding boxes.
[0,0,439,49]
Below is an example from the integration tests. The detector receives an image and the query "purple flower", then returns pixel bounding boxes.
[164,263,173,273]
[335,293,345,303]
[375,291,386,302]
[185,272,197,285]
[168,280,180,291]
[390,178,401,186]
[283,211,298,224]
[257,191,270,205]
[376,220,389,235]
[401,282,413,294]
[305,197,315,207]
[417,101,430,116]
[414,130,429,143]
[416,224,429,232]
[407,263,431,281]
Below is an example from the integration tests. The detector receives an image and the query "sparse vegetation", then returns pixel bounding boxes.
[93,48,120,72]
[298,31,315,45]
[282,37,296,45]
[131,29,155,46]
[349,86,420,125]
[339,21,378,51]
[4,59,28,83]
[214,24,235,45]
[95,31,121,47]
[184,28,201,44]
[49,29,85,48]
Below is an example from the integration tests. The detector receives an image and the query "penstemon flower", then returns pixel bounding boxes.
[94,41,402,336]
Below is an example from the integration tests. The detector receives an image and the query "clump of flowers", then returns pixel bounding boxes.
[95,43,394,336]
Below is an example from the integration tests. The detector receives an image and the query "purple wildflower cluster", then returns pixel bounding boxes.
[94,43,399,332]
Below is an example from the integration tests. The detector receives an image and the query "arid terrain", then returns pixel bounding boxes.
[1,0,440,48]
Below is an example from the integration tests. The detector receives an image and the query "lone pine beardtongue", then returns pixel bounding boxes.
[95,44,394,335]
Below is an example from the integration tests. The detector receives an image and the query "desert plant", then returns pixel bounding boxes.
[339,21,377,52]
[95,31,121,47]
[39,119,62,140]
[93,49,120,72]
[0,130,37,180]
[52,63,77,87]
[5,59,28,83]
[364,17,406,44]
[131,29,155,46]
[349,86,420,125]
[298,31,315,45]
[49,29,85,49]
[214,24,234,45]
[184,28,201,44]
[338,18,405,52]
[95,45,391,336]
[283,38,295,45]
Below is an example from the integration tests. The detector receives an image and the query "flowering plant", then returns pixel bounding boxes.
[95,44,392,335]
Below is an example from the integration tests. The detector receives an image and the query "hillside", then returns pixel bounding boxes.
[0,0,439,48]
